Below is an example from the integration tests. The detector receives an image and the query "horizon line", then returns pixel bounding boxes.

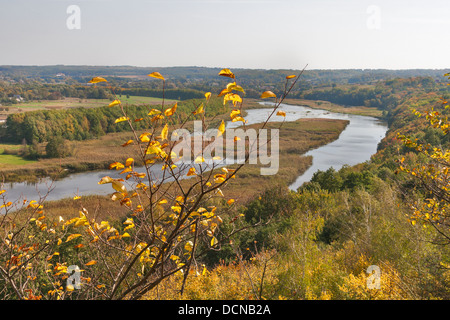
[1,64,450,72]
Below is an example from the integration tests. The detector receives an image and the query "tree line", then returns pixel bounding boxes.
[0,97,227,144]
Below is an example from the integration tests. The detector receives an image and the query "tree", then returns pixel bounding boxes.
[0,67,305,300]
[45,136,72,158]
[397,74,450,244]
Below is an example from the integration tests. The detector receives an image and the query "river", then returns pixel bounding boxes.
[1,102,388,202]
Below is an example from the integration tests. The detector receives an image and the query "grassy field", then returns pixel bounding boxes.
[0,96,179,120]
[0,154,35,166]
[0,130,144,182]
[0,143,36,166]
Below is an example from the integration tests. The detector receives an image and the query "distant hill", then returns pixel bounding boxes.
[1,65,449,85]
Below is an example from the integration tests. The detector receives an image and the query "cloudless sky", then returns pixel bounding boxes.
[1,0,450,70]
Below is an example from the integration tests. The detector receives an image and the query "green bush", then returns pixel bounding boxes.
[45,136,72,158]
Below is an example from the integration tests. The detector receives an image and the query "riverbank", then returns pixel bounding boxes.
[0,98,378,183]
[278,98,384,118]
[37,118,350,221]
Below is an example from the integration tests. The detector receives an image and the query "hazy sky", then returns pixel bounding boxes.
[1,0,450,70]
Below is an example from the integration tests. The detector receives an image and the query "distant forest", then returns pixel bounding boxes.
[1,65,449,107]
[1,65,448,85]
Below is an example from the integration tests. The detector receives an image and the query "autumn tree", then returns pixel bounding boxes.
[0,67,304,300]
[397,73,450,243]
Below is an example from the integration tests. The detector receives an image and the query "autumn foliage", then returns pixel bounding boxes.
[0,68,302,300]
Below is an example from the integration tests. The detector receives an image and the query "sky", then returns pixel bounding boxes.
[0,0,450,70]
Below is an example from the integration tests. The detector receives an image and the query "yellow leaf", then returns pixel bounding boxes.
[223,93,242,106]
[205,92,211,101]
[214,176,226,184]
[161,124,168,140]
[194,156,205,164]
[139,133,151,143]
[66,234,82,242]
[114,116,129,124]
[125,158,134,167]
[185,241,193,252]
[227,199,235,205]
[231,116,245,123]
[230,109,241,119]
[73,195,81,200]
[164,103,177,116]
[112,181,126,193]
[158,199,168,205]
[108,99,121,107]
[27,200,38,209]
[123,218,134,225]
[186,167,197,176]
[146,145,162,155]
[124,222,134,231]
[109,162,125,170]
[218,88,231,97]
[66,284,75,291]
[148,71,165,80]
[88,77,107,84]
[286,75,296,79]
[218,68,235,79]
[98,176,113,185]
[122,139,134,147]
[148,109,161,115]
[211,236,218,247]
[276,110,286,117]
[151,114,164,122]
[218,120,225,137]
[119,167,133,174]
[85,260,97,266]
[111,192,124,201]
[226,82,245,94]
[260,91,276,99]
[194,103,204,115]
[0,202,12,208]
[121,232,131,238]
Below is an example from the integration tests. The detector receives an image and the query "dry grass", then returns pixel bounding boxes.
[282,98,383,118]
[0,130,142,182]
